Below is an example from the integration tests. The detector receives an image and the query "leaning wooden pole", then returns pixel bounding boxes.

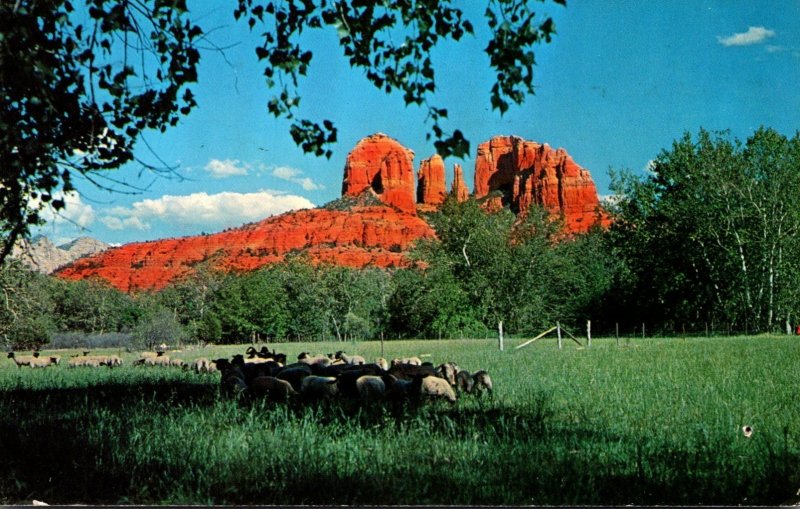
[514,326,558,350]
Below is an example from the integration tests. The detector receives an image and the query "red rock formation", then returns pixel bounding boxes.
[56,206,435,292]
[451,164,469,203]
[473,135,608,232]
[341,133,416,214]
[417,154,447,207]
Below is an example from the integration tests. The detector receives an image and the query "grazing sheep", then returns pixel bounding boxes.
[30,356,57,368]
[388,362,436,381]
[336,367,387,399]
[7,352,39,368]
[191,357,213,374]
[391,356,422,367]
[335,351,366,365]
[455,370,475,394]
[435,362,460,386]
[169,358,185,368]
[275,364,313,392]
[419,375,457,403]
[355,374,396,402]
[297,352,331,368]
[143,355,171,367]
[249,376,297,402]
[219,365,248,397]
[300,375,339,400]
[471,370,493,395]
[103,355,122,368]
[375,357,389,371]
[68,356,102,368]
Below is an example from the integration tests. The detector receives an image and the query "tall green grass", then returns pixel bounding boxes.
[1,336,799,504]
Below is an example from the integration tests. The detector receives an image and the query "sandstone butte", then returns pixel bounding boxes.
[416,154,447,211]
[474,135,611,232]
[56,133,609,292]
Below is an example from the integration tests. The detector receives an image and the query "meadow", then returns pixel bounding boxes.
[1,335,799,505]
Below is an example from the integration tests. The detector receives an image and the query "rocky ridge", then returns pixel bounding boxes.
[11,236,109,274]
[56,133,608,292]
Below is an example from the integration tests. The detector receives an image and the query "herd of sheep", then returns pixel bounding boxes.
[212,346,493,405]
[6,346,493,406]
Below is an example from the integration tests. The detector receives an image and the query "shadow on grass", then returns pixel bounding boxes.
[0,380,798,505]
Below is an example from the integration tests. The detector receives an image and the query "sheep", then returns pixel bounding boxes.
[143,355,171,367]
[249,376,297,402]
[30,355,57,368]
[391,356,422,367]
[169,358,185,368]
[375,357,389,371]
[7,351,38,368]
[435,362,461,386]
[455,370,475,394]
[190,357,213,374]
[355,374,396,402]
[334,350,366,365]
[68,356,102,368]
[275,364,313,392]
[300,375,339,400]
[419,375,457,403]
[471,370,494,395]
[337,367,387,399]
[297,352,331,368]
[388,362,436,381]
[219,364,248,397]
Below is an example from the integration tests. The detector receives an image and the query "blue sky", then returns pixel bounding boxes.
[40,1,800,245]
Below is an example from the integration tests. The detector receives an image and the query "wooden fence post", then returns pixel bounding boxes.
[587,320,592,348]
[557,321,562,350]
[616,322,619,346]
[498,320,504,352]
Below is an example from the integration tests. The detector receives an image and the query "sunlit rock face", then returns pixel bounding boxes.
[341,133,417,214]
[473,135,610,232]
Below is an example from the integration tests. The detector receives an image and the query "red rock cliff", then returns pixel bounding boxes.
[57,206,435,292]
[474,135,608,232]
[417,154,447,207]
[341,133,416,214]
[451,164,470,203]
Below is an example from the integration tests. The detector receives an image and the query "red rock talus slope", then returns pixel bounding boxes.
[57,206,435,292]
[341,133,416,214]
[474,135,609,232]
[417,154,447,208]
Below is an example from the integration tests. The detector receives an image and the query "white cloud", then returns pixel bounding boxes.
[204,159,249,178]
[717,26,775,47]
[37,191,96,228]
[271,165,325,191]
[100,190,314,232]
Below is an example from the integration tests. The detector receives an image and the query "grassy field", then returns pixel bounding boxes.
[1,335,799,505]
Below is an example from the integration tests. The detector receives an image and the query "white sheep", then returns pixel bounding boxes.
[7,351,38,368]
[436,361,460,386]
[143,355,171,367]
[297,352,331,367]
[375,357,389,371]
[420,375,457,403]
[191,357,213,374]
[335,351,366,365]
[391,356,422,367]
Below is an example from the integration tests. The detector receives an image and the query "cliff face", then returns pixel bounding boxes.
[341,133,417,214]
[451,164,470,203]
[474,135,609,232]
[417,154,447,208]
[57,206,435,292]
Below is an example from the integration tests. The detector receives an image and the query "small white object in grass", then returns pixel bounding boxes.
[742,425,753,438]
